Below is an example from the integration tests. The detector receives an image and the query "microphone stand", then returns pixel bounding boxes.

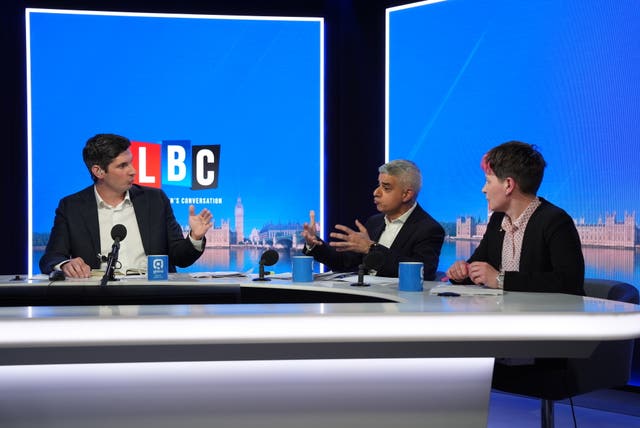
[350,264,369,287]
[253,262,271,282]
[100,240,121,286]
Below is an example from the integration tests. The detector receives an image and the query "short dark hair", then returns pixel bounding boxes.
[481,141,546,195]
[82,134,131,182]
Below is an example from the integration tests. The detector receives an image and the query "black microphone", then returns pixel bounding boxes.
[49,270,66,282]
[111,224,128,242]
[253,249,279,282]
[100,224,127,286]
[351,251,385,287]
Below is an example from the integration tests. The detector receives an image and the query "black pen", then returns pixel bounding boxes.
[437,292,461,297]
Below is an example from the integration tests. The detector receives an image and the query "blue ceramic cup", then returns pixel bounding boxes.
[147,255,169,280]
[398,262,423,291]
[292,256,314,282]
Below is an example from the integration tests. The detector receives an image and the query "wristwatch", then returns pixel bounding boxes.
[369,242,382,252]
[496,271,505,289]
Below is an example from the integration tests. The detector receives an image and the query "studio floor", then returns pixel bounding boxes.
[488,388,640,427]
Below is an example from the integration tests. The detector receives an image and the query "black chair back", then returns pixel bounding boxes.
[492,278,639,427]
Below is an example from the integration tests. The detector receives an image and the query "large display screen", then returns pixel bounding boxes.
[27,9,324,275]
[387,0,640,386]
[387,0,639,285]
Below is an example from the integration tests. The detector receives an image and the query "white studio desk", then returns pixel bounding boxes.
[1,274,640,428]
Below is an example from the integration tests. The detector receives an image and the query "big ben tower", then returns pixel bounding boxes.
[235,197,244,243]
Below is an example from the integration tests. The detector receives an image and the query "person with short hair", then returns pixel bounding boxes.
[446,141,584,294]
[302,159,445,279]
[40,133,212,278]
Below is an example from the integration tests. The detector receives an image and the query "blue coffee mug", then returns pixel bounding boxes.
[398,262,423,291]
[292,256,313,282]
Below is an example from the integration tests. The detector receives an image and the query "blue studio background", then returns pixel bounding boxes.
[388,0,640,286]
[28,10,323,275]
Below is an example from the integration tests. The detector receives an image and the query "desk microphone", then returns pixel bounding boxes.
[100,224,127,286]
[49,270,66,282]
[253,249,279,282]
[351,251,385,287]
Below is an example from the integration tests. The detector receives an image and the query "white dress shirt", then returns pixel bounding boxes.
[377,202,417,248]
[95,188,148,273]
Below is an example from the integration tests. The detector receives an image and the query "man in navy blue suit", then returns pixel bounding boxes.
[302,159,444,280]
[40,133,213,278]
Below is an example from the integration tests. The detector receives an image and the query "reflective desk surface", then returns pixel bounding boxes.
[1,274,639,364]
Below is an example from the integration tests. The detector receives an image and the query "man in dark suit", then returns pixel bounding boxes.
[302,159,444,280]
[40,133,212,278]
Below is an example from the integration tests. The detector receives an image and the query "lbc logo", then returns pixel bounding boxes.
[131,140,220,190]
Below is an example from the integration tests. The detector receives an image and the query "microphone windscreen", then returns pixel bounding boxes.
[260,249,279,266]
[111,224,127,241]
[363,251,385,270]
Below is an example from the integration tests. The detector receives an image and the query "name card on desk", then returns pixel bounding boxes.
[147,255,168,280]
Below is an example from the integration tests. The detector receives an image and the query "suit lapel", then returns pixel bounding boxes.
[130,186,149,252]
[390,218,416,250]
[370,216,386,241]
[79,186,101,257]
[388,205,423,250]
[490,213,506,265]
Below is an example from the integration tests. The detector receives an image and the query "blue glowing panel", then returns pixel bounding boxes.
[27,9,324,275]
[387,0,640,386]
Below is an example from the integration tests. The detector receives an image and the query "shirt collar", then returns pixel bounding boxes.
[94,186,132,209]
[502,197,541,232]
[385,202,417,226]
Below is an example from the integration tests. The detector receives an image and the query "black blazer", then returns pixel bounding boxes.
[39,184,204,274]
[307,204,445,280]
[454,198,584,295]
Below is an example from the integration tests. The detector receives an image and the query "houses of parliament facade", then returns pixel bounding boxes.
[456,211,638,248]
[191,197,303,249]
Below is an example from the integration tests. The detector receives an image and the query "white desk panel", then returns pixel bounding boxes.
[1,276,639,363]
[0,276,639,428]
